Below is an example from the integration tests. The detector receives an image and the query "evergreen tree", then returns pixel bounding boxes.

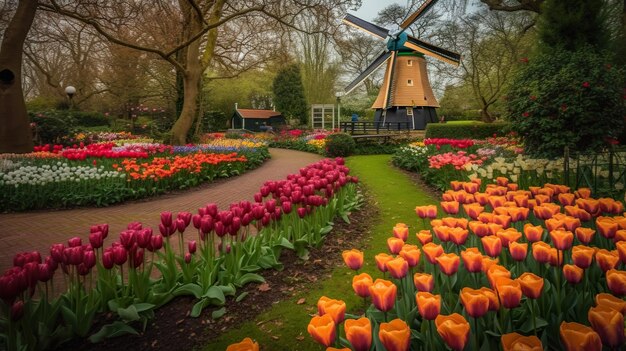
[272,64,309,125]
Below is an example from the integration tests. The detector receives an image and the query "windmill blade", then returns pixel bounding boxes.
[382,51,398,109]
[400,0,439,30]
[344,50,392,95]
[404,36,461,66]
[343,14,390,40]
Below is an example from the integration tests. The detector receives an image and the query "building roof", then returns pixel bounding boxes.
[235,109,282,119]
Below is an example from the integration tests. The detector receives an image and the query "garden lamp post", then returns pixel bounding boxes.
[335,92,344,130]
[65,85,76,109]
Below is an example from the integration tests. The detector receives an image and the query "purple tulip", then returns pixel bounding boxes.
[184,253,192,264]
[67,237,82,248]
[188,240,197,254]
[214,221,226,237]
[192,214,202,229]
[102,249,114,269]
[176,218,187,234]
[112,246,127,265]
[89,231,104,249]
[206,203,218,217]
[119,230,136,249]
[160,211,173,227]
[127,221,142,230]
[50,243,65,262]
[282,201,292,214]
[11,300,24,321]
[83,250,96,269]
[297,207,307,219]
[201,215,214,235]
[149,235,163,252]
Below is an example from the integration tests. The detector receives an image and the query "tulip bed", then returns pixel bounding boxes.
[0,158,361,351]
[301,178,626,350]
[0,139,269,211]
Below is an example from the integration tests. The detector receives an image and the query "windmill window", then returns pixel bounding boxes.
[407,79,413,86]
[407,60,413,66]
[407,107,414,116]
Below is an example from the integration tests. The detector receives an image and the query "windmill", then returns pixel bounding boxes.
[342,0,461,129]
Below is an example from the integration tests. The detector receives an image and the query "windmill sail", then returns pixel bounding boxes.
[400,0,438,29]
[404,36,461,66]
[344,50,392,94]
[343,14,389,39]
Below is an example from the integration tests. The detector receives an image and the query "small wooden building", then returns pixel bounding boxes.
[231,108,286,132]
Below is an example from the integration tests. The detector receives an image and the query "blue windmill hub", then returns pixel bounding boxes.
[386,31,408,51]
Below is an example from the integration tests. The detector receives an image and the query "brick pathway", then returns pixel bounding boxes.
[0,148,323,271]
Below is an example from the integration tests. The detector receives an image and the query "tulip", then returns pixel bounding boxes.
[469,221,490,237]
[352,273,373,298]
[433,226,450,242]
[184,253,192,264]
[102,250,114,269]
[481,235,503,258]
[532,241,552,264]
[436,253,460,276]
[596,293,626,314]
[463,181,479,194]
[89,231,104,249]
[369,279,397,312]
[495,277,522,309]
[399,245,421,267]
[226,337,259,351]
[488,195,507,209]
[375,253,393,273]
[477,212,494,223]
[67,237,82,247]
[617,241,626,264]
[307,314,335,347]
[509,242,528,262]
[345,318,372,351]
[416,292,441,320]
[464,203,484,220]
[478,287,500,311]
[563,264,584,284]
[379,319,410,351]
[550,229,574,251]
[188,240,197,254]
[497,228,521,248]
[524,224,544,242]
[387,237,404,255]
[508,207,529,222]
[501,332,542,351]
[517,272,543,299]
[460,287,489,318]
[441,201,459,215]
[545,218,565,232]
[415,205,438,219]
[558,193,576,206]
[413,273,434,292]
[560,321,602,351]
[461,247,483,273]
[386,257,409,279]
[562,216,581,232]
[572,245,595,269]
[596,249,620,272]
[493,214,512,229]
[481,256,499,273]
[487,265,511,289]
[575,227,595,244]
[422,243,444,264]
[588,304,625,348]
[342,249,364,271]
[317,296,346,324]
[435,313,470,351]
[448,227,469,246]
[487,223,504,236]
[597,217,618,239]
[160,211,173,227]
[112,246,127,265]
[416,229,433,245]
[606,269,626,296]
[393,224,409,241]
[149,234,163,252]
[10,300,24,321]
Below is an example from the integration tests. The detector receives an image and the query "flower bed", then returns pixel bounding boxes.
[0,158,361,350]
[0,141,269,211]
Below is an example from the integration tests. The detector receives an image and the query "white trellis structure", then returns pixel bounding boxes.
[311,104,337,130]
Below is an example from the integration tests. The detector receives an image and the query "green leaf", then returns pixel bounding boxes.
[212,307,227,319]
[273,237,294,250]
[191,299,210,318]
[173,283,203,299]
[235,273,265,287]
[202,286,226,306]
[519,316,548,333]
[116,305,140,322]
[89,321,139,343]
[235,292,249,302]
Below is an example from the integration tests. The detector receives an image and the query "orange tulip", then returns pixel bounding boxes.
[436,253,460,276]
[452,190,474,204]
[477,287,500,311]
[226,337,259,351]
[569,205,593,222]
[415,205,437,219]
[481,257,500,273]
[474,192,490,206]
[509,241,528,262]
[482,235,503,258]
[463,204,483,221]
[532,241,552,264]
[431,219,443,227]
[463,181,479,194]
[393,223,409,241]
[563,264,584,284]
[558,193,576,206]
[386,256,409,279]
[614,229,626,242]
[507,183,519,191]
[495,277,522,308]
[375,253,393,273]
[487,265,511,289]
[416,230,433,245]
[443,217,458,227]
[596,293,626,314]
[387,237,404,255]
[379,319,410,351]
[449,227,469,246]
[399,244,421,267]
[496,176,509,186]
[615,216,626,229]
[507,207,529,222]
[606,269,626,296]
[450,180,463,190]
[575,227,595,244]
[549,247,563,266]
[575,187,592,199]
[596,249,620,272]
[497,228,522,248]
[352,273,373,298]
[488,195,507,209]
[460,287,490,318]
[469,220,490,237]
[307,314,336,347]
[597,217,619,239]
[477,212,494,223]
[416,292,441,320]
[588,304,625,348]
[533,204,555,220]
[577,198,600,215]
[524,223,544,242]
[513,194,529,208]
[442,191,454,201]
[369,279,397,312]
[599,198,624,214]
[493,214,512,228]
[422,243,444,264]
[435,313,470,351]
[550,229,574,251]
[433,226,451,242]
[342,249,364,271]
[534,194,550,205]
[616,241,626,264]
[545,218,565,232]
[461,247,483,273]
[413,273,434,292]
[344,317,372,351]
[501,332,542,351]
[317,296,346,324]
[572,245,595,269]
[560,321,602,351]
[487,223,504,236]
[561,216,582,232]
[441,201,460,215]
[517,272,543,299]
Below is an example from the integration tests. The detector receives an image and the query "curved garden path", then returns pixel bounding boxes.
[0,148,323,271]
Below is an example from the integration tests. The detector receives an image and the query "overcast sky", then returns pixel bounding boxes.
[352,0,402,22]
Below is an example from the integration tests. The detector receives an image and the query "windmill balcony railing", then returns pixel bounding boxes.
[340,121,411,135]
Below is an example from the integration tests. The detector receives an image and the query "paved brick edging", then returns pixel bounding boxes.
[0,148,323,271]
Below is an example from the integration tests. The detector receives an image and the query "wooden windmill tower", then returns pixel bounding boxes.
[343,0,461,129]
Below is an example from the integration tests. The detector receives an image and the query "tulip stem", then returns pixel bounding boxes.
[530,299,537,336]
[472,316,479,350]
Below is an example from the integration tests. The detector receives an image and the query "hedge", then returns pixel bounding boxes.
[425,121,509,139]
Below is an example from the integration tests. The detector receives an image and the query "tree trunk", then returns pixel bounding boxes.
[0,0,37,153]
[480,97,495,123]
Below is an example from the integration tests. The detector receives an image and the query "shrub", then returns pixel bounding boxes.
[506,47,625,158]
[425,121,509,139]
[72,111,109,127]
[324,133,356,157]
[30,111,77,145]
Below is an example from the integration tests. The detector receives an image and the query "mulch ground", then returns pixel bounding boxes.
[55,192,378,351]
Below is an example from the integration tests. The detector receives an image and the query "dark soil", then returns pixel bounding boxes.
[54,193,378,351]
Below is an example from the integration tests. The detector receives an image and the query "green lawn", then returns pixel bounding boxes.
[205,155,437,350]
